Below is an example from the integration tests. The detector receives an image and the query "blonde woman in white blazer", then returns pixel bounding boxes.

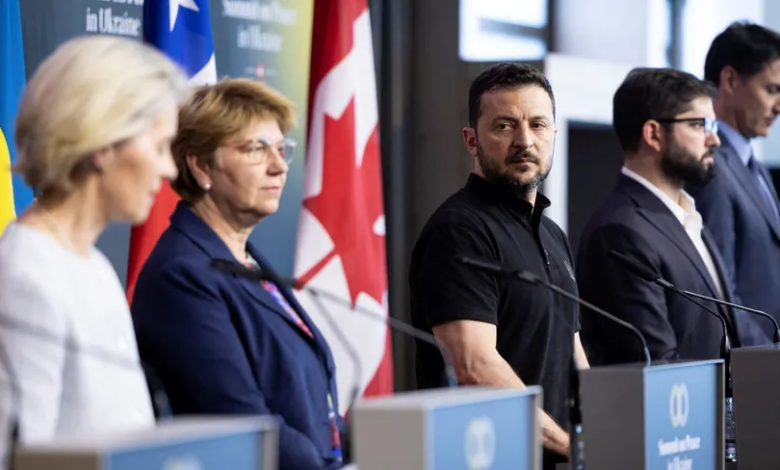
[0,35,190,458]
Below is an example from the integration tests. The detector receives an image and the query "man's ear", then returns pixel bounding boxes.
[641,120,665,153]
[719,65,740,96]
[462,127,478,156]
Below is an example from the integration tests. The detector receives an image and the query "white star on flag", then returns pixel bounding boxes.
[169,0,200,31]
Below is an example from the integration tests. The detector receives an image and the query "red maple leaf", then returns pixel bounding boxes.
[299,98,386,306]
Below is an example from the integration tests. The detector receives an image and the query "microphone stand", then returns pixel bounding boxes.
[666,291,736,463]
[607,250,737,462]
[568,355,584,470]
[297,283,458,388]
[307,288,363,412]
[306,289,361,464]
[209,259,459,388]
[670,288,780,343]
[456,255,652,470]
[527,275,648,470]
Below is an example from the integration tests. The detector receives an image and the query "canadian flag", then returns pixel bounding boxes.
[293,0,393,413]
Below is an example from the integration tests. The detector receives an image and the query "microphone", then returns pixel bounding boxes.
[608,250,780,343]
[605,250,731,359]
[607,250,738,462]
[457,255,650,470]
[210,259,459,390]
[456,256,651,366]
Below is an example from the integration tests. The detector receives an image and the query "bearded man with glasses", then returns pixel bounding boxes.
[575,67,770,368]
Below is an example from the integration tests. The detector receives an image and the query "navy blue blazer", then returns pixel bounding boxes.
[131,202,346,470]
[576,176,769,365]
[687,131,780,341]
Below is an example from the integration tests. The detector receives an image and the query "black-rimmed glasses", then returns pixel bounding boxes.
[655,117,718,136]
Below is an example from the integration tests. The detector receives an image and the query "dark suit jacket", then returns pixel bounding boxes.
[687,131,780,341]
[131,202,346,470]
[576,175,768,365]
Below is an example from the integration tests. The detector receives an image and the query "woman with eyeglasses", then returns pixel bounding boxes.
[130,78,348,470]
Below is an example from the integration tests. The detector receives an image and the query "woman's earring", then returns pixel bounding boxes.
[203,182,212,191]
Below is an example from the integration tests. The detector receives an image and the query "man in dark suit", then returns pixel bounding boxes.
[576,68,769,365]
[686,23,780,342]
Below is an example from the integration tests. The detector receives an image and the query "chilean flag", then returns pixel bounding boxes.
[293,0,394,412]
[126,0,217,303]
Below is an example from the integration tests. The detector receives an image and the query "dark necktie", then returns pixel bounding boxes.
[748,156,780,224]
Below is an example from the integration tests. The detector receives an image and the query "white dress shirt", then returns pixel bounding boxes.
[0,223,154,457]
[622,167,724,298]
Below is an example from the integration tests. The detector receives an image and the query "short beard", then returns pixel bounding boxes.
[476,141,550,195]
[660,137,715,188]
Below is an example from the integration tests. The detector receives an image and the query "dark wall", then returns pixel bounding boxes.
[371,0,558,391]
[566,122,624,258]
[371,0,478,391]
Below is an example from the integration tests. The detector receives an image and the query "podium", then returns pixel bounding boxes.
[580,360,724,470]
[13,416,278,470]
[352,386,542,470]
[730,342,780,470]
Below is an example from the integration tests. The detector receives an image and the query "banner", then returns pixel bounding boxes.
[0,0,34,235]
[293,0,393,410]
[20,0,144,79]
[211,0,314,274]
[19,0,314,281]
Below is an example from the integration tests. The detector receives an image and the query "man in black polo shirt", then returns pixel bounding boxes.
[409,63,588,468]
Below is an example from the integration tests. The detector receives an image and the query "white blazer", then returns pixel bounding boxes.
[0,223,154,457]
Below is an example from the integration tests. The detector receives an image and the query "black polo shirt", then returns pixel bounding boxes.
[409,173,579,467]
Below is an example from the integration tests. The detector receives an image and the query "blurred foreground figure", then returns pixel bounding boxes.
[0,35,189,457]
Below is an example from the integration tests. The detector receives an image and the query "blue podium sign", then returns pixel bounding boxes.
[644,363,718,470]
[580,359,724,470]
[14,417,278,470]
[428,389,537,470]
[353,386,543,470]
[107,429,261,470]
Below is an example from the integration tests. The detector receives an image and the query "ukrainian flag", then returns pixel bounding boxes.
[0,0,33,235]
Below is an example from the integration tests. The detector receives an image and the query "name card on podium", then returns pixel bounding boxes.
[580,359,724,470]
[352,386,542,470]
[14,416,278,470]
[730,342,780,470]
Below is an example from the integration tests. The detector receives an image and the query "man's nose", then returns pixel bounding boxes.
[513,126,534,149]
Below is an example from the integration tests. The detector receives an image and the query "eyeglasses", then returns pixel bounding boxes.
[224,137,297,165]
[655,117,719,136]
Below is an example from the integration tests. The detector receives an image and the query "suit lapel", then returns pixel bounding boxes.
[236,275,319,343]
[701,228,738,333]
[757,161,780,208]
[719,141,780,242]
[168,202,325,349]
[245,245,335,373]
[619,176,722,300]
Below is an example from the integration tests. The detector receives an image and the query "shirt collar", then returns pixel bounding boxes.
[717,120,753,165]
[621,167,697,226]
[465,173,551,217]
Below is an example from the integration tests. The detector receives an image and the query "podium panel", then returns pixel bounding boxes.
[352,386,542,470]
[14,416,277,470]
[730,343,780,470]
[580,360,724,470]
